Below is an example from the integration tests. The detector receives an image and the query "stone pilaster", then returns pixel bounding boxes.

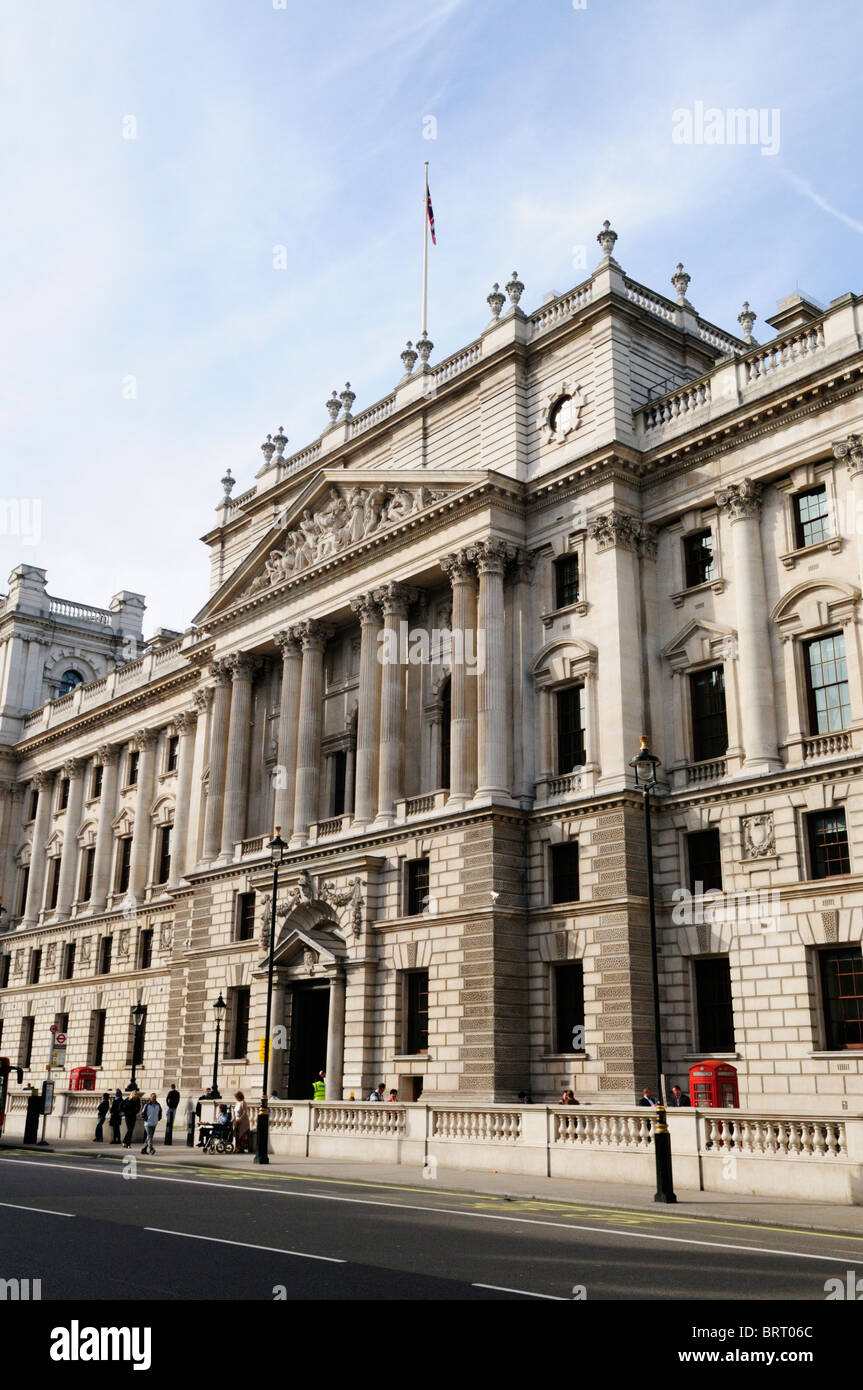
[128,728,159,903]
[219,653,257,861]
[168,709,198,888]
[89,744,122,913]
[273,630,302,836]
[201,661,232,862]
[441,550,478,808]
[21,770,55,926]
[54,758,86,920]
[375,582,416,826]
[350,593,383,828]
[834,434,863,583]
[715,479,781,770]
[291,620,331,847]
[474,539,515,801]
[324,968,346,1101]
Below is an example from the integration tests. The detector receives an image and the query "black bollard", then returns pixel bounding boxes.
[186,1111,195,1147]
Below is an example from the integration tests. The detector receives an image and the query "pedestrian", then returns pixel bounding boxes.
[141,1093,162,1154]
[559,1089,579,1106]
[109,1089,123,1144]
[387,1089,398,1102]
[122,1090,141,1148]
[94,1092,110,1142]
[669,1084,691,1107]
[368,1083,385,1102]
[194,1089,211,1146]
[312,1070,326,1102]
[234,1091,250,1153]
[517,1090,533,1104]
[637,1087,657,1107]
[165,1082,181,1143]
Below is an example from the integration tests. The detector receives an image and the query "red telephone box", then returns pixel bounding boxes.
[689,1060,739,1108]
[69,1066,97,1092]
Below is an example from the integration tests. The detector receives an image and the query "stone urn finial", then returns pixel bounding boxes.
[340,382,356,418]
[400,341,418,375]
[273,425,288,457]
[671,262,691,305]
[737,301,757,344]
[326,390,341,424]
[260,434,275,466]
[506,271,524,308]
[487,282,505,320]
[596,220,618,259]
[416,332,433,366]
[221,468,236,499]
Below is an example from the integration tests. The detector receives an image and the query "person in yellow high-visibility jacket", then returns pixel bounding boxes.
[312,1070,326,1102]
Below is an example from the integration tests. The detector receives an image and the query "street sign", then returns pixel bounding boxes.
[42,1080,54,1114]
[55,1032,67,1048]
[51,1048,66,1069]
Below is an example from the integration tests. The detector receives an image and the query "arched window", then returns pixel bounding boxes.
[58,670,84,696]
[440,676,451,790]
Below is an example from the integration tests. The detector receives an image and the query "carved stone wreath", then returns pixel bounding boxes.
[535,381,585,446]
[741,813,775,859]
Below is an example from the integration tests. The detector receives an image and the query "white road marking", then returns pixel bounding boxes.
[2,1157,861,1267]
[144,1227,345,1263]
[0,1199,74,1218]
[473,1283,567,1300]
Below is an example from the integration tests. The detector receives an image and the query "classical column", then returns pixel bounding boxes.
[167,709,198,888]
[0,781,24,918]
[715,479,781,770]
[291,620,331,847]
[54,758,86,920]
[375,582,415,826]
[350,593,384,828]
[90,743,121,913]
[201,660,232,861]
[21,770,54,926]
[834,434,863,583]
[273,630,302,836]
[127,728,159,903]
[324,968,346,1101]
[219,653,257,862]
[474,539,514,801]
[441,550,478,807]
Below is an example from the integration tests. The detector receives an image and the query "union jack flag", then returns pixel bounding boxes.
[426,187,437,244]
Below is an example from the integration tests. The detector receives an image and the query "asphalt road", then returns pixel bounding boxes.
[1,1150,862,1301]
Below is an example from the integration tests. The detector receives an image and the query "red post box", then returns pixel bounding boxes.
[689,1060,739,1108]
[69,1066,97,1092]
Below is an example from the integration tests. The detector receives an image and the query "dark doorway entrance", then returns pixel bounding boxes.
[287,985,330,1099]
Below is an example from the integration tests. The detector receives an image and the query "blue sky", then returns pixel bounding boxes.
[2,0,862,631]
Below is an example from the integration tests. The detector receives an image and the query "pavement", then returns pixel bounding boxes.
[5,1133,863,1238]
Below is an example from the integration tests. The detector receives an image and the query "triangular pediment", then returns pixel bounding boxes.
[662,618,736,667]
[195,468,478,625]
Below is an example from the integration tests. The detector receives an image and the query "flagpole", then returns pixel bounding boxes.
[421,161,429,338]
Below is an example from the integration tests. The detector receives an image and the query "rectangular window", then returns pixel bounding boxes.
[17,865,30,916]
[236,892,256,942]
[116,838,132,894]
[0,955,10,989]
[819,947,863,1050]
[138,929,153,970]
[91,764,103,800]
[794,485,830,549]
[89,1009,106,1067]
[554,554,580,610]
[98,936,113,975]
[29,948,42,984]
[406,857,430,916]
[687,829,722,894]
[230,986,250,1058]
[554,962,585,1053]
[21,1016,35,1069]
[683,530,716,588]
[127,749,139,786]
[166,736,179,773]
[155,825,172,885]
[331,749,347,817]
[62,942,76,981]
[58,778,70,811]
[46,858,60,911]
[807,811,851,879]
[79,846,95,903]
[54,1012,69,1039]
[556,685,586,773]
[805,632,850,734]
[689,667,728,762]
[405,970,429,1054]
[550,843,580,904]
[694,957,735,1053]
[28,788,39,821]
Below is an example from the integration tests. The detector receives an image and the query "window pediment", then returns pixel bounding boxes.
[772,579,860,637]
[530,636,597,687]
[662,619,737,671]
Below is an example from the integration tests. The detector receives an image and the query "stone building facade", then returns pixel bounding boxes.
[2,227,863,1114]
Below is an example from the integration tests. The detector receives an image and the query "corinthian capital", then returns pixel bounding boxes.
[274,628,302,659]
[295,619,334,651]
[61,758,85,780]
[471,538,517,574]
[374,581,418,618]
[133,727,159,751]
[95,742,122,766]
[833,433,863,478]
[174,708,198,734]
[209,658,232,686]
[350,592,383,625]
[715,478,763,522]
[226,651,258,680]
[440,549,476,584]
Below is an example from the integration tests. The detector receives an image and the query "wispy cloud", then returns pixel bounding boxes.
[779,169,863,236]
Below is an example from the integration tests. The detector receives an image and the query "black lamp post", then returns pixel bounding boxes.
[126,1001,146,1092]
[255,828,287,1166]
[629,736,677,1204]
[210,992,227,1100]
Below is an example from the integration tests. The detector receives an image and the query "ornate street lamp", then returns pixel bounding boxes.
[255,828,287,1165]
[126,1000,146,1092]
[210,992,227,1100]
[629,736,677,1204]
